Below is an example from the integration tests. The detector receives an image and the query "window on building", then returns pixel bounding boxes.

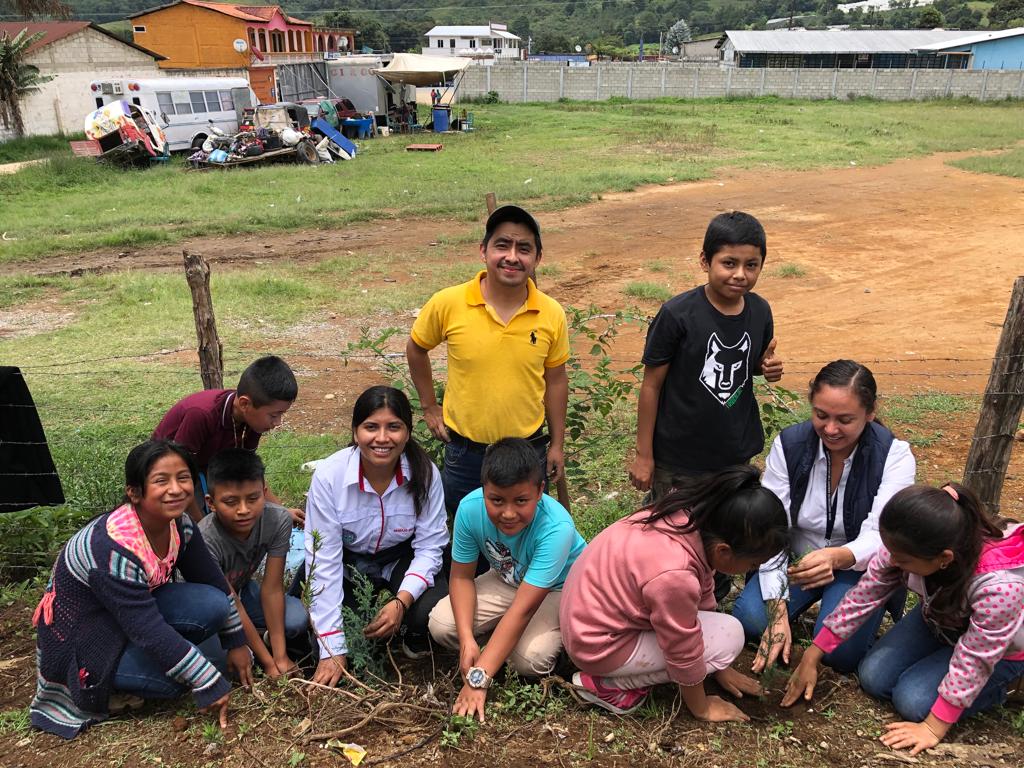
[190,91,207,113]
[436,39,443,48]
[171,91,192,114]
[133,25,146,33]
[156,92,175,115]
[449,38,455,48]
[469,39,476,48]
[481,38,492,46]
[495,39,502,50]
[271,30,285,53]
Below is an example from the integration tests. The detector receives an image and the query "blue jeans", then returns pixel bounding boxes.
[441,432,549,516]
[238,580,308,638]
[113,583,232,699]
[858,605,1024,721]
[732,568,886,673]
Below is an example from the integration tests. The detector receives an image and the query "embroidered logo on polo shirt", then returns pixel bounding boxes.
[530,331,537,345]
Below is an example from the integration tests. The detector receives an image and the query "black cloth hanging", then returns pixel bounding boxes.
[0,366,65,512]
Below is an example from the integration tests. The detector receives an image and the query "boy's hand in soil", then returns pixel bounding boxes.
[752,603,791,673]
[693,695,750,723]
[713,667,764,698]
[453,684,488,723]
[781,646,823,707]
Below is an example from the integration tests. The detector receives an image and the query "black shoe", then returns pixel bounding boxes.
[401,632,432,660]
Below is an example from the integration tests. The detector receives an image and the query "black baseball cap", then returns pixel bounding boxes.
[483,205,542,254]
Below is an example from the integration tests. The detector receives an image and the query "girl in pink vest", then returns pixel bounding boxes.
[784,483,1024,755]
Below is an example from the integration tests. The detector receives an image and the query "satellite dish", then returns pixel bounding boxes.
[574,44,582,52]
[233,38,248,53]
[339,37,349,50]
[672,46,679,54]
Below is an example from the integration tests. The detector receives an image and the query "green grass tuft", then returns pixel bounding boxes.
[623,282,672,302]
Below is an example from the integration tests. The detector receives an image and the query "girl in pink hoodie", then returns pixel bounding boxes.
[561,465,789,720]
[784,483,1024,756]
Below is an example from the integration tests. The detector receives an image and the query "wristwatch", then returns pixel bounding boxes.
[466,666,493,689]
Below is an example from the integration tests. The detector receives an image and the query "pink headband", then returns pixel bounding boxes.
[942,485,959,502]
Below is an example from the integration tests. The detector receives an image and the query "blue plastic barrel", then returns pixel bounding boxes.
[432,105,450,132]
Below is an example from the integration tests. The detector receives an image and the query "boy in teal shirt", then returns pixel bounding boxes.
[429,438,586,722]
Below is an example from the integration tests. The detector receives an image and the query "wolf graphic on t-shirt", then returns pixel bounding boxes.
[484,538,522,586]
[699,332,751,408]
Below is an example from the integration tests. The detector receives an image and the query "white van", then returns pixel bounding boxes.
[88,77,256,152]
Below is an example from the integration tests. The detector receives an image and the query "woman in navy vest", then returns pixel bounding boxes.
[732,360,916,673]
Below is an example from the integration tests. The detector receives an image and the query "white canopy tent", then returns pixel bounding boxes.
[371,52,473,86]
[372,52,474,112]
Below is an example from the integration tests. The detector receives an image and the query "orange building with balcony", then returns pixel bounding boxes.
[129,1,354,102]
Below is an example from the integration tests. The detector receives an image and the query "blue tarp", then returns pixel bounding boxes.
[312,117,357,157]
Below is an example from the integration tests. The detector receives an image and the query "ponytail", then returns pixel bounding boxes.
[879,482,1003,628]
[635,465,788,561]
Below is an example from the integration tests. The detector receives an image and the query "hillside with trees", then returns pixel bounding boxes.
[37,0,1005,53]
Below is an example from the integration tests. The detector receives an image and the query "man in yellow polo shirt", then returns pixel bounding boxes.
[406,205,570,514]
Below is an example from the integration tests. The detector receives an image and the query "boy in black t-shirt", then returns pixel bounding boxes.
[628,212,784,597]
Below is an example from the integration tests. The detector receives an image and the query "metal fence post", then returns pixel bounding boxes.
[596,64,602,99]
[522,61,528,102]
[693,67,700,98]
[661,65,667,96]
[760,67,766,96]
[559,66,565,100]
[627,66,633,99]
[831,68,838,99]
[792,68,799,98]
[910,69,918,100]
[981,69,989,100]
[871,68,878,98]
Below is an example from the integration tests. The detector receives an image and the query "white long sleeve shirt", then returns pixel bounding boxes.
[304,446,448,656]
[758,432,916,601]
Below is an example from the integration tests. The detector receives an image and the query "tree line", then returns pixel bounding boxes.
[11,0,1023,54]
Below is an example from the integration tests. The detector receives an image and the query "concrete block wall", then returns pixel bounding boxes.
[458,61,1024,104]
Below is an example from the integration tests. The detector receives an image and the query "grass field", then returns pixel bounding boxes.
[950,145,1024,179]
[2,96,1024,263]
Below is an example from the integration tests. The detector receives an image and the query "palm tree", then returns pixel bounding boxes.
[0,28,52,138]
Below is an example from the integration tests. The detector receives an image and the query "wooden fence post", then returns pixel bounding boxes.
[182,249,224,390]
[485,192,497,215]
[962,276,1024,516]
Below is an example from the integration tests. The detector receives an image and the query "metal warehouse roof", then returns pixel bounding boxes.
[720,29,970,54]
[916,26,1024,51]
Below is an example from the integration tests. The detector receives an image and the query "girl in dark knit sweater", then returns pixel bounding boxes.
[31,440,251,739]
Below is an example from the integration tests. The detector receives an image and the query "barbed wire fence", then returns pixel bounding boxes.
[2,333,1022,580]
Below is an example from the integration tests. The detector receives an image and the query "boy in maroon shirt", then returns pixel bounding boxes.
[154,355,302,524]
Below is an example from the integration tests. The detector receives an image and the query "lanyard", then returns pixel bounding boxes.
[824,452,840,545]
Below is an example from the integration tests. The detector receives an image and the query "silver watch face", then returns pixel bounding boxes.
[467,667,487,688]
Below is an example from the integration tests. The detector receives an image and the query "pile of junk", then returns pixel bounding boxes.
[187,102,358,169]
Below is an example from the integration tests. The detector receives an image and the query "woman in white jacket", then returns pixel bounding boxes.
[305,386,448,686]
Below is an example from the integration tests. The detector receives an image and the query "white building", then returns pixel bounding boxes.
[423,23,521,63]
[0,21,165,139]
[837,0,935,12]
